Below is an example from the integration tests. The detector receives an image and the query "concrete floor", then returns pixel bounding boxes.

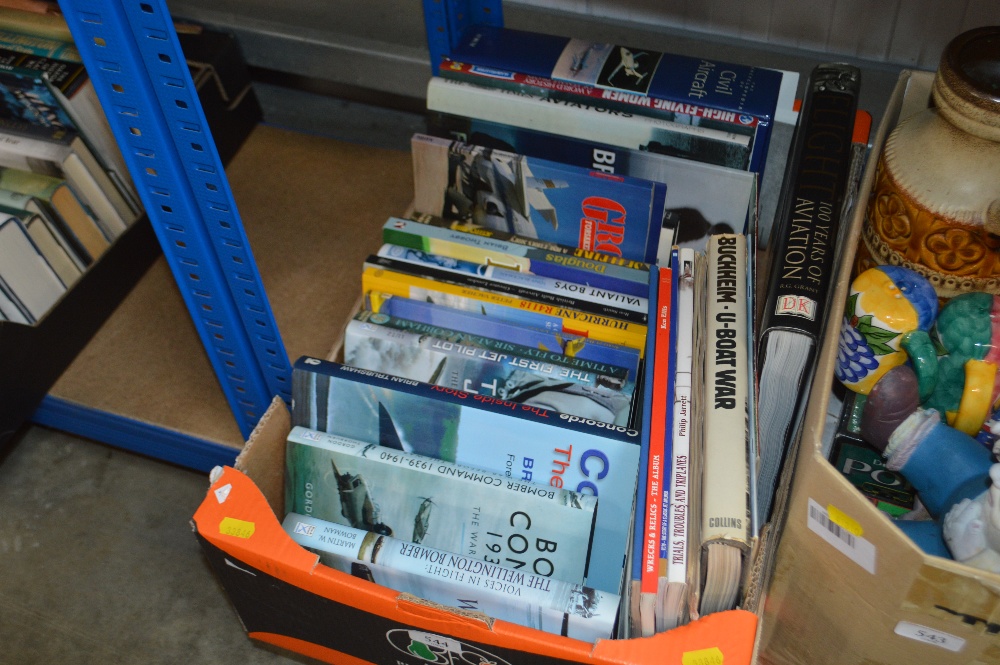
[0,424,307,665]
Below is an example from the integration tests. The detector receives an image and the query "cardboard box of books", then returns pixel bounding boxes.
[193,396,760,665]
[755,69,1000,664]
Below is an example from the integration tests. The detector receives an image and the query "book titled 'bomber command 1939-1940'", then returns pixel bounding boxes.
[291,355,642,595]
[285,426,598,586]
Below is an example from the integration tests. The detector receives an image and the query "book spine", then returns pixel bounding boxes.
[427,77,750,172]
[373,245,648,323]
[386,215,650,297]
[361,265,648,354]
[285,426,597,584]
[343,318,634,426]
[0,28,81,62]
[638,261,673,635]
[629,264,659,633]
[665,249,696,587]
[352,308,633,384]
[700,234,750,547]
[410,132,664,264]
[441,58,760,133]
[759,64,861,343]
[372,292,642,377]
[282,512,620,642]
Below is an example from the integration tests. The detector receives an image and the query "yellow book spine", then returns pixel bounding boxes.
[361,266,647,354]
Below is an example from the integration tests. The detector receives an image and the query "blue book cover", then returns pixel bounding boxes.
[343,317,635,426]
[424,112,755,251]
[411,133,665,264]
[384,216,651,298]
[292,356,643,594]
[373,293,642,381]
[448,25,782,124]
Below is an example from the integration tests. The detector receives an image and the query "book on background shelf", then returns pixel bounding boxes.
[627,265,658,637]
[291,355,643,595]
[0,24,80,62]
[0,166,106,260]
[442,25,785,170]
[0,211,64,322]
[369,246,647,325]
[282,512,621,642]
[0,6,73,44]
[410,132,666,264]
[343,316,635,426]
[386,215,651,298]
[361,264,649,354]
[658,247,698,631]
[0,45,137,209]
[425,110,757,254]
[755,63,861,523]
[439,57,771,173]
[637,261,673,636]
[427,77,751,173]
[1,202,78,286]
[285,426,599,585]
[0,186,86,268]
[698,233,750,617]
[369,293,642,381]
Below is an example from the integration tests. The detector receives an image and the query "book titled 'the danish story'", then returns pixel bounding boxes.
[282,512,621,643]
[285,426,598,585]
[291,355,642,595]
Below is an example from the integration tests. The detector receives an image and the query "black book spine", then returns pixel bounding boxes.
[759,63,861,343]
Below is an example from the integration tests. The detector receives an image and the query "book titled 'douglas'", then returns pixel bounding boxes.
[291,356,642,595]
[282,512,620,642]
[285,426,597,585]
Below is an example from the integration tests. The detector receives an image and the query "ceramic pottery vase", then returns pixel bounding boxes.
[854,27,1000,299]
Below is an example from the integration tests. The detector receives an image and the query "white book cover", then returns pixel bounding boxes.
[0,214,65,322]
[283,512,620,642]
[657,247,697,631]
[285,426,598,586]
[698,233,750,616]
[426,77,751,164]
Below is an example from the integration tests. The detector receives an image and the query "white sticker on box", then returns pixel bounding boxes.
[894,621,965,652]
[807,498,876,574]
[214,483,232,504]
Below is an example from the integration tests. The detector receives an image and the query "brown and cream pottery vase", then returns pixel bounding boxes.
[855,27,1000,299]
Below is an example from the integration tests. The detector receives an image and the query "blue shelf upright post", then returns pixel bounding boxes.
[56,0,292,439]
[423,0,503,76]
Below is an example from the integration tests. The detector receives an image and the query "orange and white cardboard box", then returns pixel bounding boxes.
[755,68,1000,665]
[193,397,759,665]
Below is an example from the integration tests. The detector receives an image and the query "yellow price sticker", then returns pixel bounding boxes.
[827,504,863,537]
[219,517,255,539]
[682,647,724,665]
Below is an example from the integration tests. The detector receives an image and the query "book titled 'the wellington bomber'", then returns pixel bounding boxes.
[285,426,598,585]
[291,355,642,595]
[282,511,620,642]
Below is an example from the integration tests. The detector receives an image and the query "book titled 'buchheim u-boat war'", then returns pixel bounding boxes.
[290,355,642,596]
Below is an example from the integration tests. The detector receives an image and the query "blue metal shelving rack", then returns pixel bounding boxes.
[32,0,504,470]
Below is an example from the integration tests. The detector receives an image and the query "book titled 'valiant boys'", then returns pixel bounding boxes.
[411,133,665,264]
[291,355,642,595]
[285,426,598,585]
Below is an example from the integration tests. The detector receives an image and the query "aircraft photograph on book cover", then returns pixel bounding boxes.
[551,39,661,95]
